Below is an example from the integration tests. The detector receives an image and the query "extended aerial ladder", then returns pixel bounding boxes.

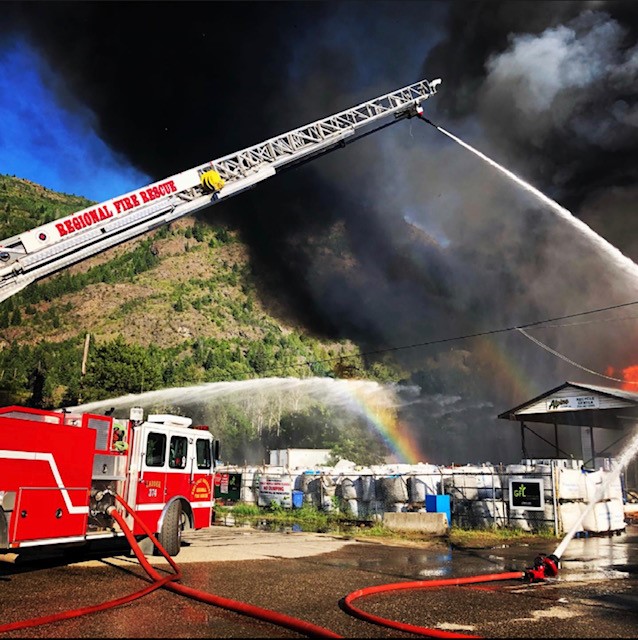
[0,78,441,303]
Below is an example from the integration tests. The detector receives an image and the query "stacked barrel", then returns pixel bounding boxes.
[213,459,626,535]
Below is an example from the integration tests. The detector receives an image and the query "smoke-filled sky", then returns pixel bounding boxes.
[2,1,638,464]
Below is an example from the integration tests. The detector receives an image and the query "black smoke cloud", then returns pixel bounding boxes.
[3,1,638,463]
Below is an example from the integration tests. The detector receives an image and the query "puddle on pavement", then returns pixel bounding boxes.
[211,517,637,582]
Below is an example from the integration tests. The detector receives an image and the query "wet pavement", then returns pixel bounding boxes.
[1,525,637,638]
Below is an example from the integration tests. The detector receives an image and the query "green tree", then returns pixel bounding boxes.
[327,415,389,466]
[208,404,262,464]
[81,336,164,401]
[247,342,270,375]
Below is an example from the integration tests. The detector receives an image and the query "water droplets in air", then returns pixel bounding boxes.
[68,376,419,422]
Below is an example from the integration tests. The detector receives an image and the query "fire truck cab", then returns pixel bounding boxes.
[0,405,218,558]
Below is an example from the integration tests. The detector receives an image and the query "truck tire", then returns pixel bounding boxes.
[157,500,182,556]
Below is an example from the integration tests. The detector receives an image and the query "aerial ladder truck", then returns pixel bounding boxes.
[0,78,441,559]
[0,78,440,304]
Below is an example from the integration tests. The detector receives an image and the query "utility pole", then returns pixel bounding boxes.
[81,333,91,376]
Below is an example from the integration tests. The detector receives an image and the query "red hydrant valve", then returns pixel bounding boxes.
[523,554,560,582]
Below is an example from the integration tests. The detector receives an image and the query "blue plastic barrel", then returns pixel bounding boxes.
[292,490,304,509]
[425,494,451,527]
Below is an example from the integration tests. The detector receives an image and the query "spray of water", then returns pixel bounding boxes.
[552,426,638,560]
[68,376,417,421]
[434,125,638,282]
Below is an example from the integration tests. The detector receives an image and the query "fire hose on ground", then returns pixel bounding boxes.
[0,495,561,638]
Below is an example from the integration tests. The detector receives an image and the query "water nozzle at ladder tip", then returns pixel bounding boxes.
[523,553,560,583]
[415,107,437,128]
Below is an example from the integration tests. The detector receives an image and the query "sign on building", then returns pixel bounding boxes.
[257,474,292,508]
[214,472,242,501]
[509,478,544,511]
[546,395,599,411]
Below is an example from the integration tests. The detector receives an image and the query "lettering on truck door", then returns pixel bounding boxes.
[190,435,214,528]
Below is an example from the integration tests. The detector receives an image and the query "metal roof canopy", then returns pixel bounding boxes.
[498,381,638,464]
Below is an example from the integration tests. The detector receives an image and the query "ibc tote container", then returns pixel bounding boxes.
[476,471,502,499]
[240,466,259,503]
[368,500,385,518]
[582,499,626,533]
[558,501,585,534]
[441,467,480,501]
[359,475,376,502]
[337,476,359,501]
[526,503,556,532]
[320,474,337,498]
[407,465,440,504]
[470,500,507,528]
[377,476,409,504]
[343,499,360,518]
[556,467,585,502]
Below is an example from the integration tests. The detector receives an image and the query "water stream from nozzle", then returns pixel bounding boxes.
[422,117,638,562]
[68,376,411,414]
[552,427,638,560]
[427,122,638,282]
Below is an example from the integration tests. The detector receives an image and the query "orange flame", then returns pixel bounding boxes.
[608,364,638,390]
[621,365,638,391]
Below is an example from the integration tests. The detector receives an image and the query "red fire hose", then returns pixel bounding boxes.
[111,495,342,638]
[0,572,177,634]
[0,495,340,637]
[0,503,181,635]
[0,496,541,638]
[342,571,525,638]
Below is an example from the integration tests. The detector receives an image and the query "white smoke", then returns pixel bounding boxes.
[481,11,638,151]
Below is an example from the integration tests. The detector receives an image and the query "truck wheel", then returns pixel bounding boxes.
[157,500,182,556]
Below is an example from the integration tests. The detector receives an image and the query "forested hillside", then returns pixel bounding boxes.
[0,175,400,463]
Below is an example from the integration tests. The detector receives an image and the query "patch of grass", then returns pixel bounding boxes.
[214,503,562,550]
[228,503,261,517]
[448,525,559,549]
[215,501,340,530]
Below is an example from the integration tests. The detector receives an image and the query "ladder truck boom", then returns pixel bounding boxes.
[0,78,441,303]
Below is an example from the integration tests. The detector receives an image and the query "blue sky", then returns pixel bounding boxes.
[0,38,150,203]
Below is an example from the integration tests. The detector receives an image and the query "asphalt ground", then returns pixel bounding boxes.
[1,524,637,638]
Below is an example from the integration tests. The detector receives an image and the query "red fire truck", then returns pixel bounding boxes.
[0,404,219,557]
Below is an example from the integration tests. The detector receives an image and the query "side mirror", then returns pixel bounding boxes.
[213,440,220,464]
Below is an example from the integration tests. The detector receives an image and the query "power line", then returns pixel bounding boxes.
[529,314,638,330]
[516,327,635,385]
[262,298,638,377]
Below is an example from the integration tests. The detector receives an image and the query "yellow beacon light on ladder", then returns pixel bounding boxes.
[200,169,225,193]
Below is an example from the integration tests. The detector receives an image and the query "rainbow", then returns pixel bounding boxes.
[344,381,428,464]
[343,333,544,465]
[473,335,543,405]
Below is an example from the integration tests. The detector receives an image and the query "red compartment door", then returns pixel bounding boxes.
[12,487,89,543]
